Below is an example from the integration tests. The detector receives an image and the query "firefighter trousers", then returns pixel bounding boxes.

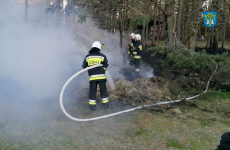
[134,58,140,72]
[89,81,109,106]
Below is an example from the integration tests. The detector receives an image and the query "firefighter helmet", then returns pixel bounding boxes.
[130,33,135,39]
[92,41,102,50]
[135,34,141,40]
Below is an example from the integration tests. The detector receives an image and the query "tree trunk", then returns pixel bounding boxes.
[222,5,227,49]
[210,0,221,51]
[176,0,183,40]
[207,31,210,48]
[213,28,218,51]
[204,27,207,38]
[145,22,149,47]
[152,6,157,45]
[142,21,146,46]
[165,0,175,45]
[189,30,197,50]
[119,26,123,48]
[222,27,225,49]
[189,0,204,50]
[181,1,186,43]
[120,22,126,66]
[159,0,163,41]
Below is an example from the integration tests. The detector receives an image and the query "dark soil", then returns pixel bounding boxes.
[195,47,230,55]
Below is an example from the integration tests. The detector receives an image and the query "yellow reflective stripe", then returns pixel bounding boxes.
[89,76,106,81]
[130,43,134,47]
[102,100,109,103]
[133,52,137,55]
[139,45,142,51]
[135,69,140,72]
[86,58,104,62]
[89,102,96,105]
[133,56,141,59]
[128,51,130,54]
[86,58,104,66]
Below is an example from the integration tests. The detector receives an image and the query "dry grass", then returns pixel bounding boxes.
[109,78,172,106]
[77,78,173,107]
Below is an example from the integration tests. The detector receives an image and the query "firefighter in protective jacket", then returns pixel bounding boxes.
[133,34,142,73]
[128,33,135,55]
[82,41,109,111]
[128,33,136,65]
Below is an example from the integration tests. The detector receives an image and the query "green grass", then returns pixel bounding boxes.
[134,128,149,137]
[217,118,230,125]
[166,139,185,149]
[199,90,230,100]
[192,90,230,116]
[200,118,213,127]
[190,140,202,150]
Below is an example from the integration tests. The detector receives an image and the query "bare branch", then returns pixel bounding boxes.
[150,0,168,15]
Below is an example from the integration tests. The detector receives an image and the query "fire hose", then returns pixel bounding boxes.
[60,60,218,122]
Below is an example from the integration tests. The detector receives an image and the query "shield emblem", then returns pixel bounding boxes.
[204,11,217,28]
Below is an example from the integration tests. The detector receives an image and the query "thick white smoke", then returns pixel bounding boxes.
[0,1,125,104]
[0,1,152,118]
[76,20,125,78]
[0,23,87,101]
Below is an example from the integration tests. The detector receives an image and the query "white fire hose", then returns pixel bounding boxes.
[60,61,218,122]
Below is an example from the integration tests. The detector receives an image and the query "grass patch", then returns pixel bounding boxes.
[217,118,230,125]
[200,119,213,127]
[134,128,149,137]
[199,90,230,100]
[193,90,230,117]
[200,134,219,148]
[190,140,202,150]
[125,128,150,140]
[166,139,185,149]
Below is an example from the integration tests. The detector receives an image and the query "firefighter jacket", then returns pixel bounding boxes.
[82,47,109,82]
[128,39,135,55]
[133,41,142,59]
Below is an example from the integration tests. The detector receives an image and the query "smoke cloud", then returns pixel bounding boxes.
[1,24,83,100]
[0,1,153,122]
[0,5,130,126]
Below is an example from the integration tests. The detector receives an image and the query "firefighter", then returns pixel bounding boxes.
[128,33,136,66]
[82,41,109,111]
[128,33,136,56]
[133,34,142,73]
[217,128,230,150]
